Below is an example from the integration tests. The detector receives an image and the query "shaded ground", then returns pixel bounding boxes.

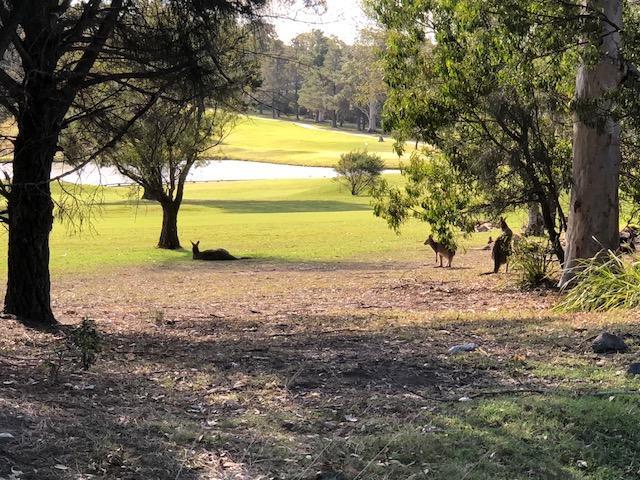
[2,250,640,479]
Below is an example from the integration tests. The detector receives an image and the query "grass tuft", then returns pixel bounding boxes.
[558,252,640,312]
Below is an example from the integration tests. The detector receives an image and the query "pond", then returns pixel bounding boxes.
[1,159,400,186]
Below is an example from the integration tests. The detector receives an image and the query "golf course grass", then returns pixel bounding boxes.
[209,115,414,167]
[1,176,496,275]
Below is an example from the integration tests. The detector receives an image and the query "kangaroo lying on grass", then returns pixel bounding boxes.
[191,241,246,261]
[424,234,456,268]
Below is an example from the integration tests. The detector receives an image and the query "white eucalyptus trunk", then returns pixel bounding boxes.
[368,100,378,132]
[559,0,623,287]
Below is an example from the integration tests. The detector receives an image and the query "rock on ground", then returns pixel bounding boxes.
[592,332,628,354]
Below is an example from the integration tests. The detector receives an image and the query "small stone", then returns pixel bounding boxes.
[316,473,346,480]
[448,343,478,354]
[592,332,628,354]
[627,363,640,375]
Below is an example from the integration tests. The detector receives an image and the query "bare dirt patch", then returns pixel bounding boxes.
[1,250,638,479]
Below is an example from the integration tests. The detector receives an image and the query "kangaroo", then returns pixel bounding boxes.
[191,241,239,261]
[482,236,494,251]
[486,218,513,274]
[424,234,456,268]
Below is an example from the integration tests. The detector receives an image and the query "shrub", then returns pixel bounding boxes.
[511,237,557,289]
[335,150,385,195]
[44,317,102,382]
[558,253,640,312]
[67,317,102,370]
[372,152,476,251]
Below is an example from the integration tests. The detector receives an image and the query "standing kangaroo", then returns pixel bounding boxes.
[191,241,239,261]
[487,218,513,274]
[424,234,456,268]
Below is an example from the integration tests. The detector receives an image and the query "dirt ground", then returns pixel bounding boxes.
[1,250,639,479]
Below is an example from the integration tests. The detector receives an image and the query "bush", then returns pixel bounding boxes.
[372,152,476,251]
[335,150,385,195]
[44,317,102,382]
[67,317,102,370]
[558,253,640,312]
[511,237,557,289]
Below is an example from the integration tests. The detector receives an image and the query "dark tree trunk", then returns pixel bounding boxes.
[331,110,337,128]
[141,185,156,200]
[4,120,58,325]
[158,200,181,249]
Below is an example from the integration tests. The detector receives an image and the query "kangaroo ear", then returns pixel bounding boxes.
[196,241,200,246]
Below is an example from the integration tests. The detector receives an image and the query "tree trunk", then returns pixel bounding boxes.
[141,185,156,200]
[536,196,565,265]
[158,201,181,249]
[331,110,337,128]
[559,0,623,287]
[368,100,378,133]
[4,121,57,325]
[525,203,545,236]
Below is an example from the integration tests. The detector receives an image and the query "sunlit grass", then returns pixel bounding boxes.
[208,115,414,167]
[0,176,445,275]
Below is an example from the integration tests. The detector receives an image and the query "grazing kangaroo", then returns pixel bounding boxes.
[424,234,456,268]
[191,241,240,261]
[486,218,513,274]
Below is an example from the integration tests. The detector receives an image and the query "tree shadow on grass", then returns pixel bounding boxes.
[181,199,371,214]
[99,198,371,214]
[3,313,640,479]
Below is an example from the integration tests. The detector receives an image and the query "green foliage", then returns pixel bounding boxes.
[511,237,557,289]
[44,317,102,381]
[335,150,385,195]
[370,0,578,255]
[68,317,102,371]
[112,104,236,202]
[372,152,476,250]
[558,253,640,312]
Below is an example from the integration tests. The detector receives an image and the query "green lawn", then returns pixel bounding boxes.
[209,116,414,167]
[1,176,494,275]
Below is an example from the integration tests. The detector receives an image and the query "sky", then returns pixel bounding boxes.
[267,0,375,45]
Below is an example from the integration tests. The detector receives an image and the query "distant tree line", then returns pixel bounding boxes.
[254,28,387,132]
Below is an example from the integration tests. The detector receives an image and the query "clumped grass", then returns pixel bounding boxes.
[559,253,640,312]
[511,237,558,289]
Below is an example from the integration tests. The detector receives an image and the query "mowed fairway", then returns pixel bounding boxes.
[0,176,442,275]
[209,116,413,167]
